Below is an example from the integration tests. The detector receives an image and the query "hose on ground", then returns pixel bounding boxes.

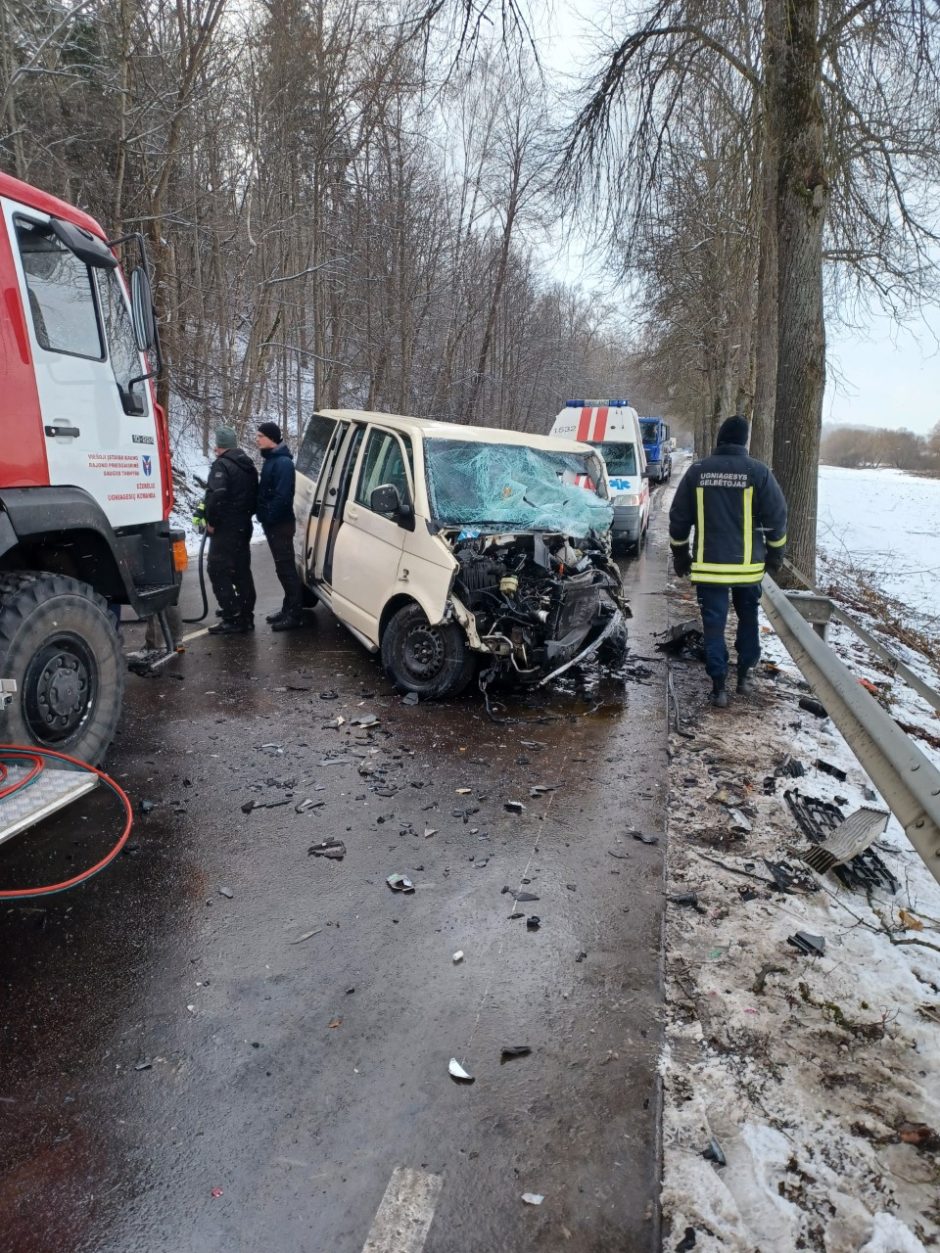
[182,530,209,623]
[0,744,133,899]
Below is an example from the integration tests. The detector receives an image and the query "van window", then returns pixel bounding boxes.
[356,429,411,510]
[16,218,102,359]
[297,414,337,479]
[95,268,146,414]
[591,442,637,476]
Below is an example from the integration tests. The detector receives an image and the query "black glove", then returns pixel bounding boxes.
[765,547,785,574]
[672,547,693,578]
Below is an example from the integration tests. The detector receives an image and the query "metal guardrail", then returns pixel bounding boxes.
[762,576,940,888]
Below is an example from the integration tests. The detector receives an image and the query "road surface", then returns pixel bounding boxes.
[0,496,671,1253]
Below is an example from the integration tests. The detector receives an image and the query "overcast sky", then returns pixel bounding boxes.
[534,1,940,437]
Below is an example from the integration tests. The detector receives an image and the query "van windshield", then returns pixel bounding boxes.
[590,442,637,476]
[425,439,613,535]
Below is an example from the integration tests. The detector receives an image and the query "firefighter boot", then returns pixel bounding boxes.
[736,667,755,696]
[710,678,729,709]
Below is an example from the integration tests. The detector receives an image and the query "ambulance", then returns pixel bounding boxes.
[549,401,650,552]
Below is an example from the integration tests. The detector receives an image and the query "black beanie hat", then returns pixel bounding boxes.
[716,415,749,447]
[257,421,282,444]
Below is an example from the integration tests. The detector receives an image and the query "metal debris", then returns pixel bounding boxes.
[308,839,346,861]
[815,758,847,781]
[501,1045,531,1060]
[448,1058,475,1083]
[386,873,414,893]
[787,931,825,957]
[525,915,541,930]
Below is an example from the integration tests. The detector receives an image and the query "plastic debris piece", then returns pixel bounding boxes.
[217,886,234,899]
[328,1017,342,1029]
[521,1193,544,1206]
[455,788,472,795]
[501,1045,531,1060]
[575,951,587,963]
[787,931,825,957]
[134,1060,153,1071]
[815,758,848,781]
[296,798,325,813]
[403,691,419,706]
[453,951,465,964]
[350,713,379,728]
[289,929,322,944]
[899,908,924,931]
[607,849,630,860]
[386,873,415,893]
[631,831,659,846]
[798,696,827,718]
[726,808,752,835]
[211,1187,224,1199]
[424,827,437,838]
[504,800,525,813]
[669,892,707,915]
[675,1226,697,1251]
[448,1058,475,1083]
[309,839,346,861]
[502,886,539,902]
[526,915,541,930]
[139,799,157,815]
[702,1137,727,1166]
[319,690,338,700]
[898,1121,937,1146]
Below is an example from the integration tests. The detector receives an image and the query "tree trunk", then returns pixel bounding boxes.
[751,0,782,465]
[771,0,827,583]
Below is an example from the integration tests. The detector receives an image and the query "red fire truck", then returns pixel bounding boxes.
[0,171,183,764]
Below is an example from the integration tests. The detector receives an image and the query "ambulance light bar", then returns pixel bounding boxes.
[565,399,629,407]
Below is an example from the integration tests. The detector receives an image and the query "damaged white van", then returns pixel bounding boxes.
[292,411,628,698]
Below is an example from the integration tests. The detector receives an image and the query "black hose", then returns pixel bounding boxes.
[182,531,209,623]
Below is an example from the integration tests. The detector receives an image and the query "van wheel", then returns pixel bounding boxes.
[381,603,477,698]
[0,572,125,765]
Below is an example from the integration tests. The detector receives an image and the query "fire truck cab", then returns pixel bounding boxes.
[0,171,182,763]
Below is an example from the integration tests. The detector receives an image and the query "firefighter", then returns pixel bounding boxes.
[205,426,259,635]
[255,421,305,631]
[669,415,787,707]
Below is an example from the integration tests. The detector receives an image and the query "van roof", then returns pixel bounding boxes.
[318,410,598,457]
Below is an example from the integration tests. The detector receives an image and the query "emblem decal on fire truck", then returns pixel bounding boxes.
[141,455,152,476]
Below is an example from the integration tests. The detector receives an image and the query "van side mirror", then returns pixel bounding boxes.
[371,483,414,526]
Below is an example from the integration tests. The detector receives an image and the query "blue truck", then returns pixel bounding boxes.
[639,416,672,483]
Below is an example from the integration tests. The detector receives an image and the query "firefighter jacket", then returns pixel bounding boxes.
[205,448,259,530]
[669,443,787,584]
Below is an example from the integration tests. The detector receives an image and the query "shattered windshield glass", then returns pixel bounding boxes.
[425,439,613,535]
[589,442,637,476]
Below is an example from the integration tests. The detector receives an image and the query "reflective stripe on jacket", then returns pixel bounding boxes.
[668,443,787,584]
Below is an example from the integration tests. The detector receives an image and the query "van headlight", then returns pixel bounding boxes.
[615,493,642,507]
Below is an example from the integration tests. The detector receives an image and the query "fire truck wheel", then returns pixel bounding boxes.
[0,572,125,766]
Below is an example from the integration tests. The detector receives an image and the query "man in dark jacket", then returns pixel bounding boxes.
[205,426,259,636]
[669,415,787,707]
[255,421,304,631]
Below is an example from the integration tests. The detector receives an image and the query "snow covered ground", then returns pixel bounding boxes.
[659,465,940,1253]
[818,466,940,624]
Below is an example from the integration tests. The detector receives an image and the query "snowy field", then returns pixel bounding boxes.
[818,466,940,620]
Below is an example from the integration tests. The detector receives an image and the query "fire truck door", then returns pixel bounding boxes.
[2,201,164,529]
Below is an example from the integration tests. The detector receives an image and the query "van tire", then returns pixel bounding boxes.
[0,572,125,765]
[381,603,477,698]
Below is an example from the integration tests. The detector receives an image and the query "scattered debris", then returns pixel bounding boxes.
[526,915,541,930]
[328,1017,342,1029]
[815,758,848,781]
[798,696,828,718]
[350,714,379,728]
[423,827,437,838]
[502,887,539,902]
[296,798,325,813]
[217,886,234,899]
[139,799,157,815]
[898,908,925,931]
[787,931,826,957]
[403,691,419,706]
[289,929,322,944]
[898,1121,938,1148]
[607,849,630,860]
[786,792,896,892]
[575,951,587,963]
[501,1045,531,1061]
[308,839,346,861]
[669,892,707,915]
[455,788,472,795]
[521,1193,544,1206]
[448,1058,475,1084]
[386,873,415,893]
[777,754,806,778]
[319,690,338,700]
[675,1226,697,1251]
[211,1187,224,1199]
[260,742,284,754]
[752,963,785,994]
[726,808,752,835]
[504,800,526,813]
[134,1060,153,1071]
[631,831,659,846]
[452,951,465,964]
[656,620,705,661]
[529,784,558,797]
[702,1138,726,1167]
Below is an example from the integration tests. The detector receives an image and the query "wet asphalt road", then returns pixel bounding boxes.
[0,495,671,1253]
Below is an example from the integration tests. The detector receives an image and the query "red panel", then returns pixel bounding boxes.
[592,406,609,440]
[154,399,174,521]
[576,407,592,441]
[0,172,106,240]
[0,217,48,488]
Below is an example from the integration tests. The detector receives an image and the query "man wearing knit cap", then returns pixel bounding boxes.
[255,421,304,631]
[668,415,788,707]
[204,426,259,635]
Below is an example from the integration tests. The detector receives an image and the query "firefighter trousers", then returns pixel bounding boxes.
[208,524,256,622]
[696,582,762,681]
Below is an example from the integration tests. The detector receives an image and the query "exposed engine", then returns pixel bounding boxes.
[449,533,629,681]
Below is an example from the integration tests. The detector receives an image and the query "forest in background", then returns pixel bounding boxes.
[820,422,940,474]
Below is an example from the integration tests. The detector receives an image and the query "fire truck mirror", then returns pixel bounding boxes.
[130,266,157,354]
[49,217,118,270]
